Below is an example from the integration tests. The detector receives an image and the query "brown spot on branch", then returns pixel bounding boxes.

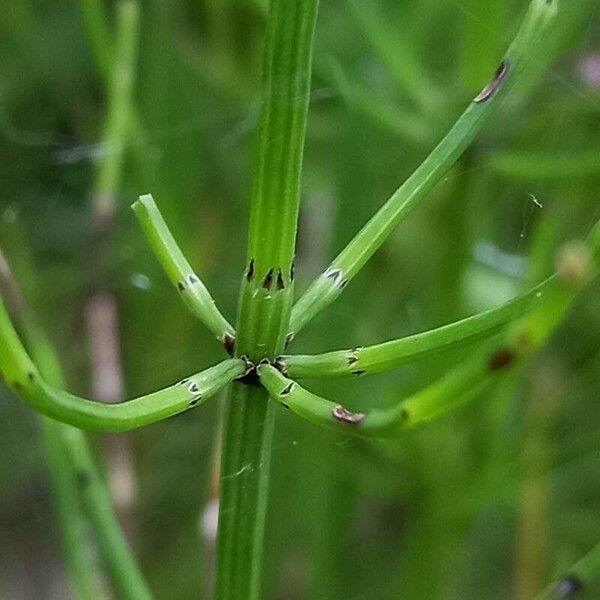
[223,333,236,356]
[474,60,510,103]
[488,348,515,372]
[332,405,365,425]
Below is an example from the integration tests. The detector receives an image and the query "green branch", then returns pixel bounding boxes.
[281,275,556,379]
[262,233,598,437]
[133,194,235,346]
[0,297,245,430]
[289,0,558,338]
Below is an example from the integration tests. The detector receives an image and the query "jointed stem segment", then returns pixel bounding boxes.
[216,2,320,599]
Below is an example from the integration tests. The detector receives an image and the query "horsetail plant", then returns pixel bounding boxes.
[2,0,599,598]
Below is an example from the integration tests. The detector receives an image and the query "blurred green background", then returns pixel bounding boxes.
[0,0,599,598]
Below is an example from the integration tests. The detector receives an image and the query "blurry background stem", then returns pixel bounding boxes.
[84,0,140,537]
[0,250,150,600]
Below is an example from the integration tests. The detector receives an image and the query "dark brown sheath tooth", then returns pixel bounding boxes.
[276,270,285,291]
[246,259,255,282]
[262,268,274,290]
[280,382,295,396]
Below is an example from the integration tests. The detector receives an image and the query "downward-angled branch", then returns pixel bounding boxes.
[262,229,599,437]
[0,295,245,431]
[133,194,235,347]
[289,0,558,338]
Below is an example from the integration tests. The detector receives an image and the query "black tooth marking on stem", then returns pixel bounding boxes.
[280,382,295,396]
[177,281,185,292]
[474,60,510,103]
[276,270,285,291]
[242,356,256,376]
[556,576,583,597]
[285,332,295,347]
[237,357,260,385]
[189,396,202,407]
[351,370,366,376]
[187,274,199,285]
[488,348,515,372]
[281,403,290,410]
[179,378,190,386]
[187,382,200,395]
[274,358,288,375]
[324,267,342,284]
[290,261,295,281]
[246,258,255,282]
[332,405,365,425]
[348,352,359,366]
[262,268,274,290]
[223,333,236,356]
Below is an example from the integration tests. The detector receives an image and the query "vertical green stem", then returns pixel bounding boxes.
[215,1,319,599]
[41,418,103,600]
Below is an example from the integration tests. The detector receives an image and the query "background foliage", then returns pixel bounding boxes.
[0,0,599,598]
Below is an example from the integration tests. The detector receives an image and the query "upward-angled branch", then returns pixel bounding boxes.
[281,275,557,379]
[133,194,236,347]
[0,295,245,431]
[289,0,558,338]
